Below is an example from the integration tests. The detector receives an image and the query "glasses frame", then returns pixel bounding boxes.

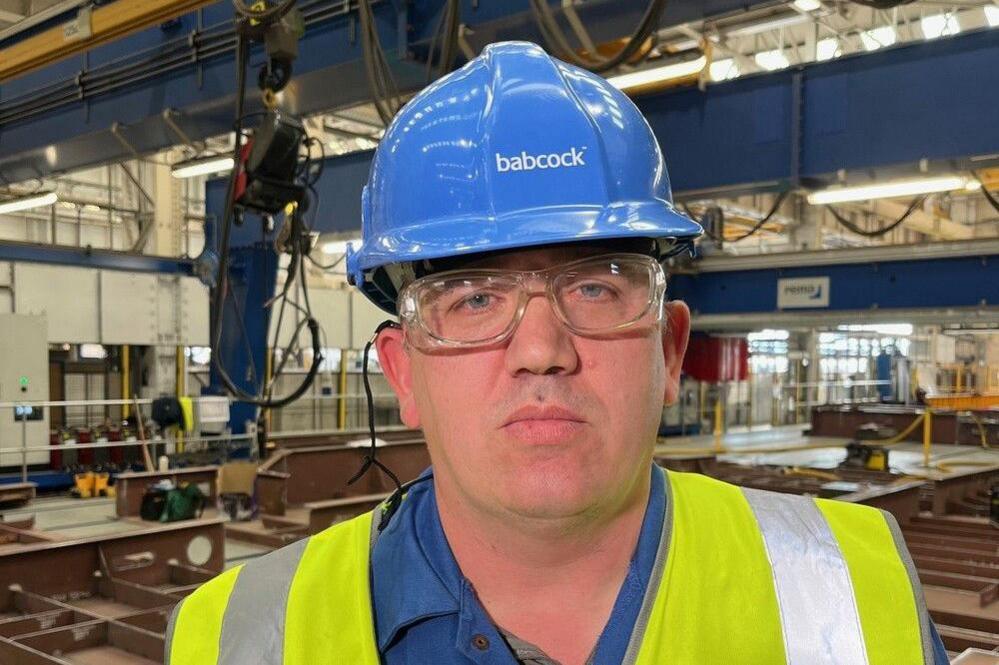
[397,253,667,350]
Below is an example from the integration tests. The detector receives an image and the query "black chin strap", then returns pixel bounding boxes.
[347,320,403,494]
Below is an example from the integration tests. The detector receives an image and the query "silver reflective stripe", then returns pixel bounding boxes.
[164,599,183,665]
[621,468,673,665]
[217,537,311,665]
[882,511,935,665]
[742,488,869,665]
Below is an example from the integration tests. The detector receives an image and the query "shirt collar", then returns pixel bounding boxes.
[369,465,666,655]
[370,469,462,651]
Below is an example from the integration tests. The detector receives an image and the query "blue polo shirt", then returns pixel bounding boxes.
[369,465,949,664]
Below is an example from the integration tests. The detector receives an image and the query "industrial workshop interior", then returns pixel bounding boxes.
[0,0,997,663]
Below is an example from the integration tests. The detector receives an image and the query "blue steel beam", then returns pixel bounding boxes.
[0,0,776,184]
[0,239,193,274]
[302,26,999,235]
[668,241,999,323]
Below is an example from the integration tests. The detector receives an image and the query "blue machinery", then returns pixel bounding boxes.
[1,1,998,433]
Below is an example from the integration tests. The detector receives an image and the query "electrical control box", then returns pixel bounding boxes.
[0,314,50,467]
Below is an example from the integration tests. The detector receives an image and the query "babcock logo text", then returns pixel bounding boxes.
[495,147,587,173]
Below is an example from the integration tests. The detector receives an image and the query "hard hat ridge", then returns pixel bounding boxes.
[347,41,702,313]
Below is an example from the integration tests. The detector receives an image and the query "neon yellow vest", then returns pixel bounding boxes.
[167,470,932,664]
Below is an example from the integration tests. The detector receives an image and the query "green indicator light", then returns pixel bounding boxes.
[18,376,28,387]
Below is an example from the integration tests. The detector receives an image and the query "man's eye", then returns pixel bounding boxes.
[449,291,498,313]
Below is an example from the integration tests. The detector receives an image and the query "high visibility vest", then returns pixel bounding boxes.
[167,470,933,665]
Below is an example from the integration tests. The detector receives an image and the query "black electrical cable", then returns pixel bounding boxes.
[358,0,403,124]
[727,191,790,243]
[826,195,926,238]
[210,21,322,409]
[529,0,666,73]
[347,320,403,491]
[972,171,999,216]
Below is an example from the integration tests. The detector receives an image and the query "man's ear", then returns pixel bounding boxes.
[662,300,691,406]
[375,326,421,428]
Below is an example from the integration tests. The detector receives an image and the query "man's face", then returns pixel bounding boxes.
[377,244,691,523]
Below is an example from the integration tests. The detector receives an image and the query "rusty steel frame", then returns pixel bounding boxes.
[0,518,223,663]
[810,405,999,447]
[114,466,219,519]
[226,439,430,549]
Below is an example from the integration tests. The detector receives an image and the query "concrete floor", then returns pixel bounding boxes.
[658,423,999,476]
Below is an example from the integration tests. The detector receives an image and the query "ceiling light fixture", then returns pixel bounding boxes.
[807,176,978,205]
[0,191,58,215]
[606,55,707,93]
[754,49,790,71]
[170,155,236,179]
[792,0,822,11]
[860,26,896,51]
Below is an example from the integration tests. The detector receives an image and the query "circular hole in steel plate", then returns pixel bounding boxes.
[186,536,213,567]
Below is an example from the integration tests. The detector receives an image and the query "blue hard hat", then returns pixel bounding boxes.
[347,41,702,313]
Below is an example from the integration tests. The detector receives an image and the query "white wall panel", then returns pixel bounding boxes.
[14,264,99,342]
[350,291,393,348]
[100,272,159,344]
[180,277,209,346]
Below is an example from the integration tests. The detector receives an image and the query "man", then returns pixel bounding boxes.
[167,42,948,664]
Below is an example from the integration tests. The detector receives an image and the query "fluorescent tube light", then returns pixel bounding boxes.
[816,38,840,61]
[921,13,959,39]
[709,58,739,81]
[754,49,789,71]
[0,191,58,215]
[807,176,973,205]
[860,26,896,51]
[793,0,821,11]
[171,156,235,179]
[728,14,809,37]
[606,56,706,92]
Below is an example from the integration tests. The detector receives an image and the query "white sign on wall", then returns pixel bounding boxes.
[777,277,830,309]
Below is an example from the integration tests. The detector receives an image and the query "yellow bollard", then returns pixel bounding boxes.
[923,407,933,468]
[713,398,724,453]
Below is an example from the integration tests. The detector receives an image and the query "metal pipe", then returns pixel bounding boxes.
[122,345,131,420]
[923,407,933,468]
[10,434,255,454]
[338,349,348,429]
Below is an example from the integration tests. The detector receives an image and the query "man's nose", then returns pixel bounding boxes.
[504,293,579,376]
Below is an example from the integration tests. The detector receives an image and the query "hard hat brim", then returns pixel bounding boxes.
[349,201,702,314]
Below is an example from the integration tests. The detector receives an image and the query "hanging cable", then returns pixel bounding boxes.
[727,191,789,243]
[826,195,925,238]
[209,12,323,409]
[347,320,403,491]
[528,0,666,73]
[359,0,404,124]
[971,171,999,216]
[682,192,788,244]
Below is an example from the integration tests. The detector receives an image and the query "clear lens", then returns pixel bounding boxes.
[403,254,660,348]
[416,274,522,344]
[553,257,655,331]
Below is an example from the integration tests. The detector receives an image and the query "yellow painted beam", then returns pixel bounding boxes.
[925,394,999,410]
[1,0,216,83]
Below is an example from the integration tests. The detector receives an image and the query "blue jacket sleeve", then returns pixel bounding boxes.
[929,620,948,664]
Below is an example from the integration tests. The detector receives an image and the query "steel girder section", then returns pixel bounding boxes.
[0,0,782,184]
[641,28,999,193]
[0,239,193,273]
[298,28,999,230]
[667,244,999,326]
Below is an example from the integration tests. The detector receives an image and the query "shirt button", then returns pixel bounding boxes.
[471,634,490,651]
